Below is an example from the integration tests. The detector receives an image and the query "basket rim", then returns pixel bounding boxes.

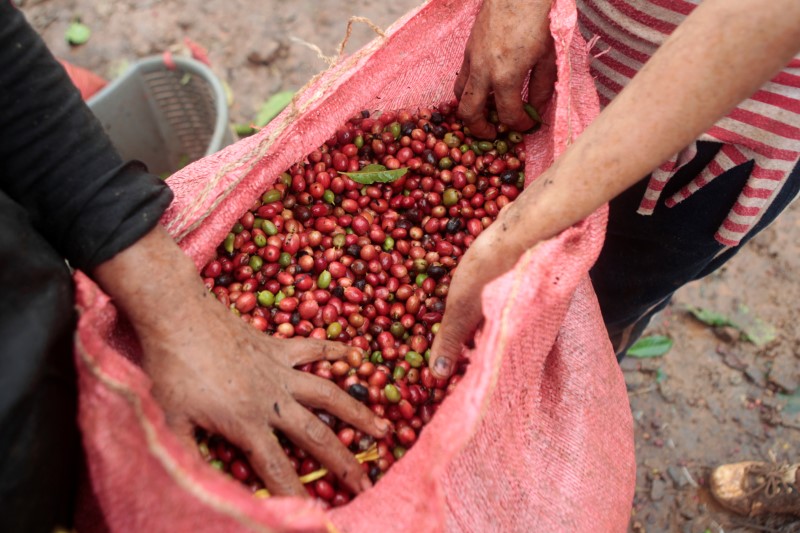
[87,55,230,158]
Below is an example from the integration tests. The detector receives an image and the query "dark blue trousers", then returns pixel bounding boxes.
[590,141,800,357]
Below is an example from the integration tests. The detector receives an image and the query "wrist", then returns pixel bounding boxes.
[92,225,203,336]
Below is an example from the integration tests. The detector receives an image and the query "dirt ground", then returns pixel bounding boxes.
[23,0,800,531]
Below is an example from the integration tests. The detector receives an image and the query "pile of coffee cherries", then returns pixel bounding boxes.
[198,101,526,506]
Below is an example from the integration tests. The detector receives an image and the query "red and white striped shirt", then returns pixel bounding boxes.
[577,0,800,246]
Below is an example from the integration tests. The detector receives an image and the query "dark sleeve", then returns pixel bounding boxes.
[0,2,174,272]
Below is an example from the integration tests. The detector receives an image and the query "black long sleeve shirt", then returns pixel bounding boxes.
[0,2,173,272]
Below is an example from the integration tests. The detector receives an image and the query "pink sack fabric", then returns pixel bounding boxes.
[74,0,635,531]
[59,59,107,100]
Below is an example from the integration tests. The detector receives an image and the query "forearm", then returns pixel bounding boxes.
[91,224,202,340]
[503,0,800,250]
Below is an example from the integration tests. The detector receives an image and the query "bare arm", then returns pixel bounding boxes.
[505,0,800,248]
[431,0,800,376]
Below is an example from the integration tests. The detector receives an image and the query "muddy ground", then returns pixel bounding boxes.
[23,0,800,531]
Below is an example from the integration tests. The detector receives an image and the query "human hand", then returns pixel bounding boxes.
[140,292,389,497]
[93,227,388,497]
[428,205,533,378]
[455,0,556,139]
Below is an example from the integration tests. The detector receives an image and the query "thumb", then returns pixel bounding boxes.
[164,412,201,458]
[458,74,497,140]
[429,294,484,379]
[454,55,471,101]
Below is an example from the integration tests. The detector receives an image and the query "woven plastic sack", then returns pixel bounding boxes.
[74,0,635,530]
[60,60,107,100]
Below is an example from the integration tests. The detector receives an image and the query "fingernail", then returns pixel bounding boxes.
[360,475,373,492]
[433,357,452,377]
[375,418,390,434]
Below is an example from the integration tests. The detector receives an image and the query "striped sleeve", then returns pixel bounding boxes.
[578,0,800,246]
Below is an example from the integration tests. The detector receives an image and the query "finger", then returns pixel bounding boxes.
[290,373,390,439]
[165,414,202,458]
[274,337,353,367]
[528,38,557,114]
[458,74,496,140]
[454,55,470,100]
[237,423,307,497]
[429,269,484,379]
[273,401,370,495]
[494,80,536,133]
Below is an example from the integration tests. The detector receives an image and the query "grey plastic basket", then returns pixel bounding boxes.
[87,55,234,176]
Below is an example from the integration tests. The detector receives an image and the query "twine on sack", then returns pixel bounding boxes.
[337,17,387,56]
[165,17,389,243]
[288,37,335,66]
[291,16,388,66]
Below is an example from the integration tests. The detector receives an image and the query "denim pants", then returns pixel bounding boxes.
[590,141,800,357]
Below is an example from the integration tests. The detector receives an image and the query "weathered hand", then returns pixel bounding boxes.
[141,292,389,497]
[455,0,556,138]
[93,227,388,497]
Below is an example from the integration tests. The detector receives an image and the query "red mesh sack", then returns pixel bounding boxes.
[59,60,107,100]
[74,0,635,530]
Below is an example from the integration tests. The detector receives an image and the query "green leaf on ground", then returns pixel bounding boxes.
[686,305,776,347]
[340,166,408,184]
[254,91,295,127]
[655,368,668,383]
[65,21,91,46]
[688,307,734,328]
[778,389,800,415]
[626,335,673,358]
[733,304,777,347]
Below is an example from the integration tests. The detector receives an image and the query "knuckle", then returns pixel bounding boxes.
[317,339,344,356]
[433,334,458,356]
[317,342,332,358]
[493,71,519,90]
[437,335,462,356]
[269,475,299,496]
[316,381,338,405]
[497,107,532,130]
[496,104,522,120]
[339,462,360,483]
[262,457,289,482]
[443,314,475,342]
[458,101,480,120]
[304,418,330,445]
[507,116,534,131]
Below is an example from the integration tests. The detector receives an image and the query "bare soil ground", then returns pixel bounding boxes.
[23,1,800,530]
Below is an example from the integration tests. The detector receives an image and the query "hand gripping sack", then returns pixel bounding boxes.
[74,0,636,530]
